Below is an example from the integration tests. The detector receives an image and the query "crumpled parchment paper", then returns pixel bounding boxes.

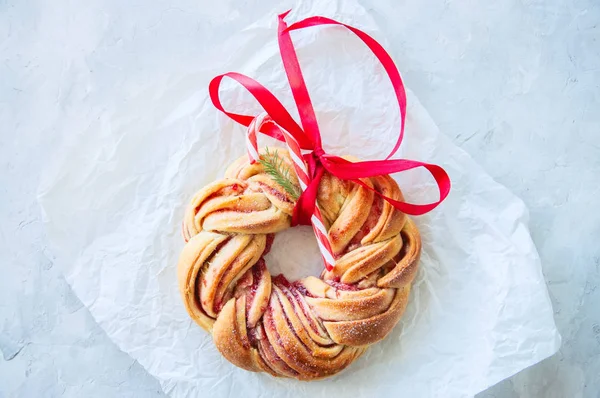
[38,1,560,397]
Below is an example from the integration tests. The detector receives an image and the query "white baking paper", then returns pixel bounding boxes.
[38,1,560,397]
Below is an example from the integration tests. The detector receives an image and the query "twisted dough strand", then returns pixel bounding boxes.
[177,148,421,380]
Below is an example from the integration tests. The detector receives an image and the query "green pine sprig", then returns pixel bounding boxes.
[258,147,301,200]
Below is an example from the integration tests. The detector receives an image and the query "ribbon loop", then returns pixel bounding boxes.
[209,72,314,150]
[280,13,407,160]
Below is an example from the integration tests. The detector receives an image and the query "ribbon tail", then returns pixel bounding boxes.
[283,15,407,160]
[292,166,325,226]
[320,155,451,216]
[353,176,450,216]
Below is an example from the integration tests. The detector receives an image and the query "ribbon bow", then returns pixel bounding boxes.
[208,11,451,270]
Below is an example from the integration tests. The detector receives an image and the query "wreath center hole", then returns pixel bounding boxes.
[263,225,323,281]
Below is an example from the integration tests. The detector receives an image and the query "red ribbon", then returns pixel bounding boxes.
[208,10,451,226]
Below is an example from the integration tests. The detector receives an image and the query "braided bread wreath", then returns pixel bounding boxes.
[177,147,421,380]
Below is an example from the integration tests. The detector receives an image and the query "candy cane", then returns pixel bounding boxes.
[246,113,336,271]
[246,113,267,164]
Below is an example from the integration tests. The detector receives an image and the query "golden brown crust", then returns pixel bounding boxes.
[323,285,411,346]
[177,148,422,380]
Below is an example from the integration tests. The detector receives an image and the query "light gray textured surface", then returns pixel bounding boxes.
[1,0,598,397]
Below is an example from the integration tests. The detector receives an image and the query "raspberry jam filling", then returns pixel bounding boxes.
[247,326,260,348]
[257,181,293,203]
[201,183,245,206]
[292,281,315,298]
[195,237,231,315]
[245,260,268,315]
[264,306,318,374]
[263,234,275,255]
[260,314,300,376]
[326,280,359,291]
[343,195,384,253]
[286,283,328,338]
